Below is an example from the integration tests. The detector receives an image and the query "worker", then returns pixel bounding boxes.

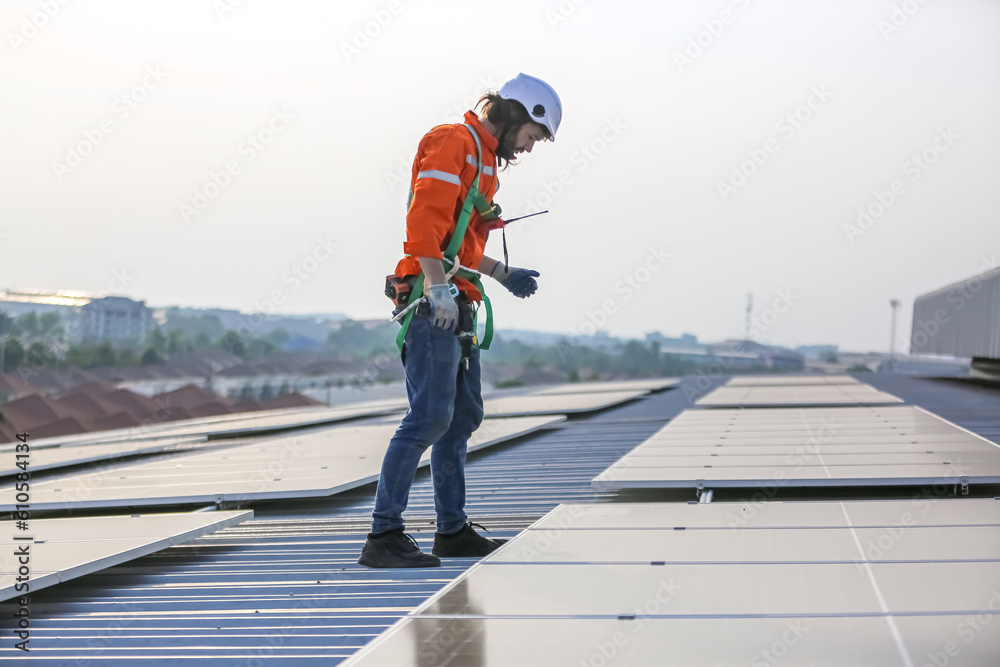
[359,73,562,568]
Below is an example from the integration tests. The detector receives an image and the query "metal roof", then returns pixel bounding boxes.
[1,375,998,665]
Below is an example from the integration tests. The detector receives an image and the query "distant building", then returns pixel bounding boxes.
[911,265,1000,380]
[646,332,699,348]
[711,339,805,371]
[1,289,153,343]
[0,289,91,319]
[876,355,970,376]
[79,296,154,344]
[795,344,839,359]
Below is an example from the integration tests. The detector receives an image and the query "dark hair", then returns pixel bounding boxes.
[477,92,550,169]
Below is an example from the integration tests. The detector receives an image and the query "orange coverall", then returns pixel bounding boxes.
[394,111,499,301]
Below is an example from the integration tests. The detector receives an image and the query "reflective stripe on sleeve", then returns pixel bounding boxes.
[416,169,460,185]
[466,154,495,176]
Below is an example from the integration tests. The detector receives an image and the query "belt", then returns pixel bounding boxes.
[415,294,475,318]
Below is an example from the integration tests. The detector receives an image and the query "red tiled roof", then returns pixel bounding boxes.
[89,411,142,432]
[0,394,84,432]
[155,404,196,424]
[101,389,162,419]
[0,422,19,444]
[0,373,33,395]
[55,390,122,422]
[29,416,91,440]
[154,384,232,411]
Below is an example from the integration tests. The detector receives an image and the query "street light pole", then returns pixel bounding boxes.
[889,299,901,358]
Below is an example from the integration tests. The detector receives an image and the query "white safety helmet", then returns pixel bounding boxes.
[498,73,562,141]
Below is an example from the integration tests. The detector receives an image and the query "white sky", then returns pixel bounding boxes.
[1,0,998,353]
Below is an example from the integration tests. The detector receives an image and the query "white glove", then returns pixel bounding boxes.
[427,284,458,331]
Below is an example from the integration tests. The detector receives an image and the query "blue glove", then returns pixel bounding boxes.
[492,264,540,299]
[426,284,459,330]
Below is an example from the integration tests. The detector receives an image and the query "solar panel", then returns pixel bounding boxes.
[727,375,861,386]
[0,510,252,602]
[531,498,1000,530]
[0,437,201,477]
[484,390,648,417]
[5,399,409,450]
[695,383,902,407]
[0,416,563,511]
[531,379,678,395]
[412,563,1000,616]
[341,616,999,667]
[341,500,1000,666]
[594,406,1000,489]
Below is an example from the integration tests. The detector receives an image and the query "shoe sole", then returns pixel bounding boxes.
[358,554,440,569]
[432,539,507,558]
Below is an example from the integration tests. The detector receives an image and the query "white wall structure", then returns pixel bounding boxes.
[911,267,1000,375]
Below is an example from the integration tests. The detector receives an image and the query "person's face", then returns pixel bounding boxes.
[500,122,549,160]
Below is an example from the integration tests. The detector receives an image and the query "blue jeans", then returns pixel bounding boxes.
[371,312,485,535]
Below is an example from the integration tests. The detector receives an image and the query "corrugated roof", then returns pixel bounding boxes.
[1,375,998,665]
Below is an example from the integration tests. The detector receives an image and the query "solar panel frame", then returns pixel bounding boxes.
[695,383,903,407]
[338,500,1000,666]
[0,437,203,478]
[726,375,861,386]
[483,390,649,417]
[0,510,252,602]
[0,416,565,511]
[594,405,1000,490]
[531,379,678,395]
[531,499,1000,530]
[2,399,410,450]
[340,615,1000,667]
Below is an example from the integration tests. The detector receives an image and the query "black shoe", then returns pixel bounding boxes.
[358,530,441,568]
[432,522,507,558]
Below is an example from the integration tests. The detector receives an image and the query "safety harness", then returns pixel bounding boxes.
[394,124,498,353]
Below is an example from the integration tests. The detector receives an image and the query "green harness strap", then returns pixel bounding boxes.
[396,124,497,352]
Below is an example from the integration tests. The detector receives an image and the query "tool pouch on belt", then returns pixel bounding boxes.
[384,275,414,309]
